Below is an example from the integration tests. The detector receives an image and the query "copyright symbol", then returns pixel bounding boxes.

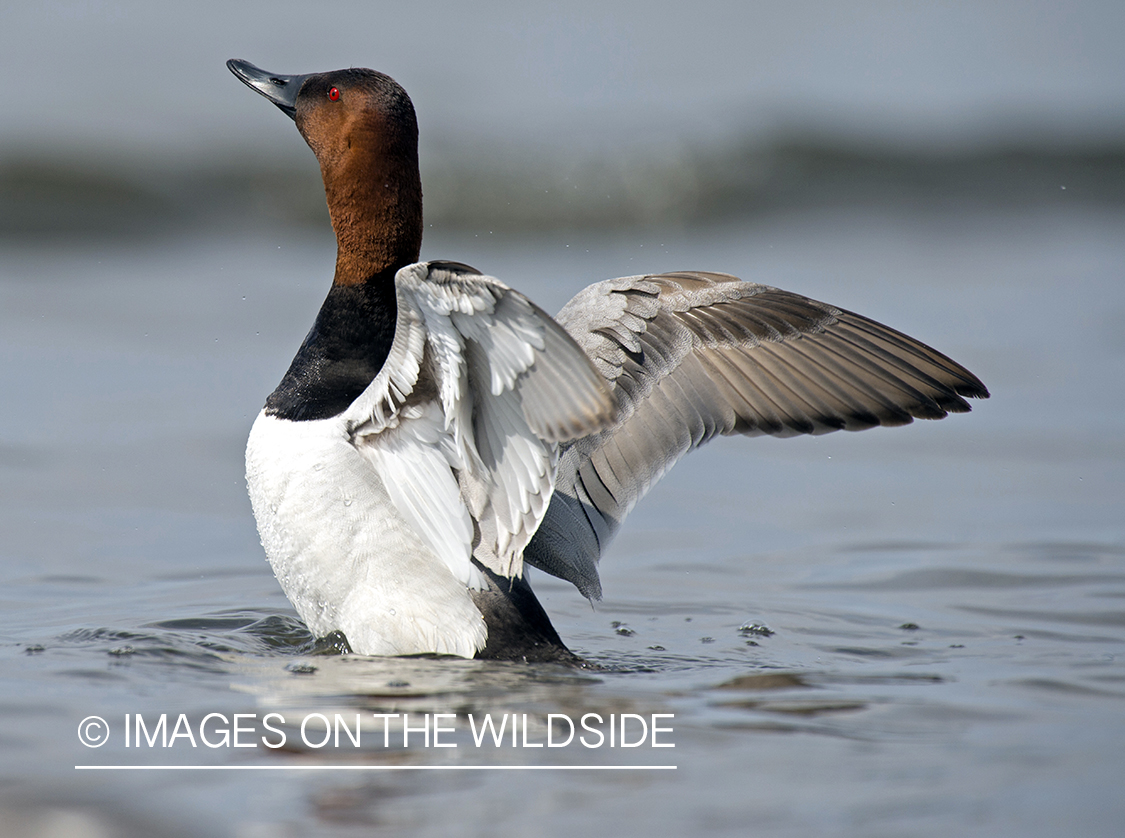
[78,716,109,748]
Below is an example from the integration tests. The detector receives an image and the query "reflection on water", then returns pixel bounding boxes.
[1,203,1124,836]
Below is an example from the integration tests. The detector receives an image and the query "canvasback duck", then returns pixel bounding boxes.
[228,59,988,663]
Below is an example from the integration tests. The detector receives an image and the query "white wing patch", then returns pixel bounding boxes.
[453,292,544,395]
[342,262,616,589]
[357,401,483,589]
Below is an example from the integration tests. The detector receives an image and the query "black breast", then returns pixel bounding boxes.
[264,279,398,422]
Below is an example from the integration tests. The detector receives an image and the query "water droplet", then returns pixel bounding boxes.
[389,608,397,616]
[738,622,774,637]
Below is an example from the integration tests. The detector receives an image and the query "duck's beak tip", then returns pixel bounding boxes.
[227,58,305,121]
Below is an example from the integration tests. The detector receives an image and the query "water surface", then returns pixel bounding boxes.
[1,203,1123,836]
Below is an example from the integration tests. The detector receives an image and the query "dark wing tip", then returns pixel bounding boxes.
[956,378,990,401]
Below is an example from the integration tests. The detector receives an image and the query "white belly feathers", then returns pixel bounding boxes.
[246,409,490,657]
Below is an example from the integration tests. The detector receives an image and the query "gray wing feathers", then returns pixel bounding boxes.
[515,297,619,442]
[417,261,618,579]
[426,262,616,444]
[525,271,988,598]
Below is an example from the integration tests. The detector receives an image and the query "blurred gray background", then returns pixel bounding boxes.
[2,0,1123,237]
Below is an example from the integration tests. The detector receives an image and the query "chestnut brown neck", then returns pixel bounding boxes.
[319,127,422,287]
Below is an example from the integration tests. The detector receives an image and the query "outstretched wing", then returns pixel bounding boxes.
[343,261,617,588]
[524,270,989,598]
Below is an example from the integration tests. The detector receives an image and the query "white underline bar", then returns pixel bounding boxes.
[76,764,676,771]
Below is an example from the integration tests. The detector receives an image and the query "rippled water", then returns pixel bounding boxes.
[1,203,1123,836]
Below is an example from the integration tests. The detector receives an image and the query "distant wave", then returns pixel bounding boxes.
[2,133,1123,238]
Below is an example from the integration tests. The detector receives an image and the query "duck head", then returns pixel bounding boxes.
[227,59,423,286]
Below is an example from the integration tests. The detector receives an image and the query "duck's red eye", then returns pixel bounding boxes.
[327,87,340,101]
